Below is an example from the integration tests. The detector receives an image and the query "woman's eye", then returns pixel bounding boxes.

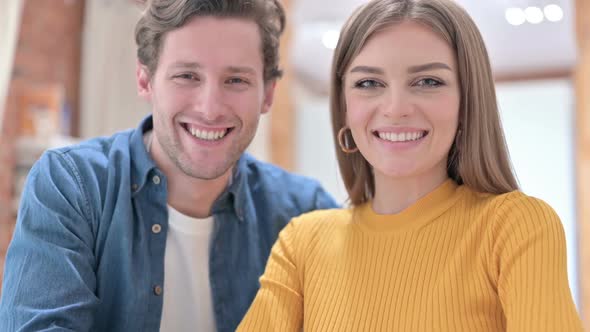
[415,78,443,87]
[354,79,383,89]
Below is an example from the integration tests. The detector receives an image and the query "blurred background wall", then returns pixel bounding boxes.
[0,0,589,328]
[0,0,24,295]
[0,0,23,132]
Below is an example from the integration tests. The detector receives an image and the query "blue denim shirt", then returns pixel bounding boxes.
[0,116,337,332]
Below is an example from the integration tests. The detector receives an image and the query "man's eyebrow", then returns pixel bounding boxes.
[226,66,257,75]
[169,61,202,69]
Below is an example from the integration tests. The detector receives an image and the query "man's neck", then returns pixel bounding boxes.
[166,169,231,218]
[144,130,232,218]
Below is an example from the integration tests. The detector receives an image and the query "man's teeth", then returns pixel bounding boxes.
[378,131,425,142]
[189,127,228,141]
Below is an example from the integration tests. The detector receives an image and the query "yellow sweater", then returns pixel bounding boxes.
[238,180,582,331]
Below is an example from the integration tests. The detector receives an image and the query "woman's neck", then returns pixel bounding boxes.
[371,168,449,215]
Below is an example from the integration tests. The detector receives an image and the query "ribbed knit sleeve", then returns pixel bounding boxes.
[237,220,303,331]
[492,194,582,331]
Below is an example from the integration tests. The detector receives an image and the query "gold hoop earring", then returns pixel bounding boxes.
[338,127,359,153]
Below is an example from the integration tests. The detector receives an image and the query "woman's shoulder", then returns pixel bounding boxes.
[286,207,353,237]
[292,207,353,226]
[464,187,562,233]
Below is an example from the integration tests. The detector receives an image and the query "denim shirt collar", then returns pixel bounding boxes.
[129,115,250,222]
[211,154,251,223]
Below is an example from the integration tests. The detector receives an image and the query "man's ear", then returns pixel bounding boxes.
[136,60,153,102]
[261,81,277,114]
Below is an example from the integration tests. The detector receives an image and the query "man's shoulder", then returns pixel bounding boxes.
[48,129,135,163]
[35,129,137,190]
[241,153,326,195]
[241,153,318,186]
[240,153,339,210]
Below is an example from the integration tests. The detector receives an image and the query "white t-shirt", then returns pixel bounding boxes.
[159,205,216,332]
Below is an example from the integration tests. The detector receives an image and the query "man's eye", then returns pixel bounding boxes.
[175,73,197,80]
[227,77,248,85]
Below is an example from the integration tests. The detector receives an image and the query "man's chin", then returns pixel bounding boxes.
[179,161,235,181]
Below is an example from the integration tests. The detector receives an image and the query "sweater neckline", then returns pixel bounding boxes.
[353,179,465,233]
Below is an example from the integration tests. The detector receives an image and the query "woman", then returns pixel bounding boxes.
[238,0,583,330]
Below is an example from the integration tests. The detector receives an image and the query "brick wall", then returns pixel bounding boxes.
[0,83,19,294]
[0,0,84,295]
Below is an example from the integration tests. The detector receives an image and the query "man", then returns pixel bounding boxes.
[0,1,337,331]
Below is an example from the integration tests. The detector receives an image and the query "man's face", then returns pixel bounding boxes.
[137,16,275,180]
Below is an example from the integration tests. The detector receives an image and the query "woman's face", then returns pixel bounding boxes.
[343,21,460,183]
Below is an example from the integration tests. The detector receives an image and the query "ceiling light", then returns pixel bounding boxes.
[505,7,526,26]
[322,30,340,50]
[544,4,564,22]
[524,6,544,24]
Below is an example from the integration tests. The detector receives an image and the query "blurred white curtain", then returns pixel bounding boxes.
[80,0,150,138]
[0,0,24,132]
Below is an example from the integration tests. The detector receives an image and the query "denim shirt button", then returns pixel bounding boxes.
[131,183,138,192]
[152,175,161,185]
[152,224,162,234]
[153,285,163,296]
